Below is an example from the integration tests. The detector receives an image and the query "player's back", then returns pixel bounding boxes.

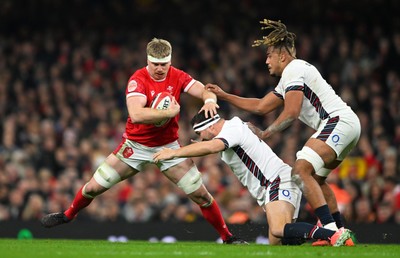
[218,117,292,205]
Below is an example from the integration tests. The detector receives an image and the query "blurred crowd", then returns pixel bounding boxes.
[0,0,399,226]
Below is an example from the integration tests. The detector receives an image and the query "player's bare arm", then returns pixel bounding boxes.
[256,91,284,115]
[260,90,303,139]
[127,95,180,124]
[206,83,262,112]
[206,84,283,115]
[187,81,219,118]
[153,139,226,162]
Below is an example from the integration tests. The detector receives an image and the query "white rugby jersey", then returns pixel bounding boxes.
[274,59,354,130]
[216,117,292,206]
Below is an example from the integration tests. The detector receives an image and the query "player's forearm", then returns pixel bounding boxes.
[129,108,175,124]
[223,94,263,114]
[202,90,217,103]
[174,142,218,158]
[261,116,295,139]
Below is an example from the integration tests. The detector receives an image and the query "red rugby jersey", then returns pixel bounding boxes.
[123,66,196,147]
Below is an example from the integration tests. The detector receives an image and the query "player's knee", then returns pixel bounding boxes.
[93,162,121,189]
[269,225,284,239]
[176,166,203,194]
[296,146,325,174]
[82,183,97,198]
[187,185,213,206]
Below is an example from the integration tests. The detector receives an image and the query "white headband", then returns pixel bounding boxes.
[147,54,171,63]
[193,114,221,132]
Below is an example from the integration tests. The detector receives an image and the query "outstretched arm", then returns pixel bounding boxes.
[206,84,283,115]
[153,139,226,162]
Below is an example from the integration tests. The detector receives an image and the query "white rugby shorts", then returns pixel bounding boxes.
[312,112,361,161]
[263,172,302,220]
[113,139,187,172]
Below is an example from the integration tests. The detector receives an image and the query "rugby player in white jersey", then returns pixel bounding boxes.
[206,19,360,246]
[153,111,354,246]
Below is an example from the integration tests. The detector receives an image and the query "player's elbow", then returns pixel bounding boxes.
[286,111,300,121]
[253,107,266,115]
[129,113,144,123]
[250,102,263,115]
[254,101,275,115]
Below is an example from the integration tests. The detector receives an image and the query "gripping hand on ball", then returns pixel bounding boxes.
[167,97,180,117]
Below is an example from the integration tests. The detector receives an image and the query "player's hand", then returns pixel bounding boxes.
[153,148,175,163]
[205,83,228,100]
[246,122,264,139]
[167,97,181,117]
[199,101,219,118]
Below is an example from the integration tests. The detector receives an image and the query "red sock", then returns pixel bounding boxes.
[64,186,94,220]
[200,199,232,241]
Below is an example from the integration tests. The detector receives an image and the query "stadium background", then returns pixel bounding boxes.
[0,0,399,242]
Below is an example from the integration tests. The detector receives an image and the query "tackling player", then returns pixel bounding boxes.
[153,111,354,246]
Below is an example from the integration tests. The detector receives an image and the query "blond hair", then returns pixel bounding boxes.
[253,19,296,58]
[146,38,172,59]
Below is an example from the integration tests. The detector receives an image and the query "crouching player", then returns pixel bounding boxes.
[153,111,355,246]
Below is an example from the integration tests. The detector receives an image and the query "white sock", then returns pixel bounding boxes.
[324,222,339,231]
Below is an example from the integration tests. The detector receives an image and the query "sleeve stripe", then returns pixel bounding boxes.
[215,138,229,150]
[183,79,197,92]
[285,85,304,92]
[273,91,284,100]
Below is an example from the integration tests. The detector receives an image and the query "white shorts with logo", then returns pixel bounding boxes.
[262,172,302,220]
[312,112,361,161]
[113,138,187,172]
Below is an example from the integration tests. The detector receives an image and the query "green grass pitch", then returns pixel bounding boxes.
[0,239,399,258]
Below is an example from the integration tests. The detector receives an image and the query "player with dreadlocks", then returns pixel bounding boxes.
[206,19,360,246]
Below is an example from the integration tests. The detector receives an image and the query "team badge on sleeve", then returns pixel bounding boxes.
[127,80,138,92]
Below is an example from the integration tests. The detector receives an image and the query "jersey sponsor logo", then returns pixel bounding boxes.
[282,189,291,200]
[122,147,134,158]
[332,134,340,143]
[128,80,137,92]
[331,134,340,146]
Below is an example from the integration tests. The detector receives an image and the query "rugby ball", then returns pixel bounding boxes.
[150,92,173,127]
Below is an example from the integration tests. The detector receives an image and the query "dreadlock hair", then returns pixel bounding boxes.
[252,19,297,58]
